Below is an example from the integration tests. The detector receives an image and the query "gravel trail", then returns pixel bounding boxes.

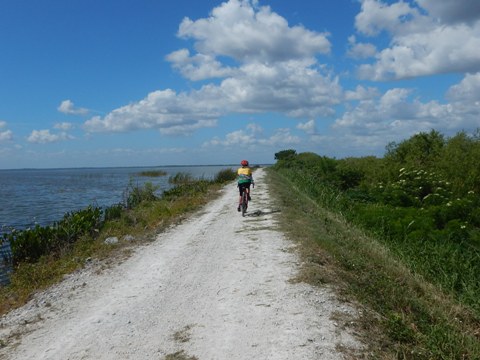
[0,168,362,359]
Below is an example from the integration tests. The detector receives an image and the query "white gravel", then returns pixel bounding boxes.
[0,168,363,360]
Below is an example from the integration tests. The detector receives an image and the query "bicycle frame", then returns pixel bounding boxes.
[241,187,248,217]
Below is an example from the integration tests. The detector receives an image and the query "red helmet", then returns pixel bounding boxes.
[241,160,249,166]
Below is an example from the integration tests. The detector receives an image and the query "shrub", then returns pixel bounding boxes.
[168,172,194,185]
[5,206,102,264]
[162,180,210,200]
[214,168,236,183]
[104,203,124,221]
[124,181,159,209]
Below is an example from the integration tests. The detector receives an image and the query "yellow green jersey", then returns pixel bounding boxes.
[237,167,253,184]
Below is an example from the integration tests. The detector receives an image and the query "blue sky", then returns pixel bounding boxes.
[1,0,479,169]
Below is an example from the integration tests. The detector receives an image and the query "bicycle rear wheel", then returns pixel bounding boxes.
[241,192,248,217]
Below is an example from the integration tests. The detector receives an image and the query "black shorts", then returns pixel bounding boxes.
[238,182,251,196]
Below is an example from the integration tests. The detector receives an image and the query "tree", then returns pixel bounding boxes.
[385,129,445,168]
[274,149,297,161]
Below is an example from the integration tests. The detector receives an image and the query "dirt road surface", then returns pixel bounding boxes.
[0,168,363,359]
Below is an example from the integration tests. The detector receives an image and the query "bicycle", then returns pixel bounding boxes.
[240,187,249,217]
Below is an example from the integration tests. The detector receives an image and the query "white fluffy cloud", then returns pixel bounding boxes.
[58,100,89,115]
[346,36,377,59]
[0,121,13,142]
[447,72,480,102]
[27,130,74,144]
[333,73,480,152]
[0,130,13,142]
[86,0,339,135]
[355,0,480,80]
[344,85,380,101]
[166,49,236,81]
[84,89,221,133]
[54,122,73,131]
[176,0,331,63]
[204,123,300,148]
[297,120,317,135]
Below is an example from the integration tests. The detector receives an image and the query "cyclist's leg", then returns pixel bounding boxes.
[247,183,251,200]
[238,184,244,211]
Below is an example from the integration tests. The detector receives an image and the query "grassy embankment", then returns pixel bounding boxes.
[268,130,480,359]
[0,169,236,316]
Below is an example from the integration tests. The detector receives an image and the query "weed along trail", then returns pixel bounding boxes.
[0,168,363,359]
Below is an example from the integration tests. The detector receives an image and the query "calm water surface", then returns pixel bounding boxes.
[0,166,233,231]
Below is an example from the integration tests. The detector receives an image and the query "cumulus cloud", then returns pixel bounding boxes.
[85,0,340,135]
[84,89,221,133]
[54,122,74,131]
[333,73,480,151]
[346,36,377,59]
[166,49,236,81]
[355,0,480,80]
[344,85,380,101]
[0,121,13,142]
[27,130,74,144]
[446,72,480,102]
[0,130,13,142]
[355,0,426,37]
[176,0,331,63]
[416,0,480,25]
[257,128,301,146]
[297,120,317,135]
[334,88,438,136]
[204,123,300,148]
[58,100,89,115]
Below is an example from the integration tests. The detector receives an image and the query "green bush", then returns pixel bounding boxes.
[4,206,102,264]
[124,181,159,209]
[214,168,236,183]
[104,203,124,221]
[168,172,194,185]
[162,180,210,200]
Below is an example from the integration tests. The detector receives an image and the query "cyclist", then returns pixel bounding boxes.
[237,159,254,212]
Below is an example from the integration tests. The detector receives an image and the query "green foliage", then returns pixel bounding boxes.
[104,203,124,221]
[436,130,480,195]
[162,180,210,200]
[124,181,159,209]
[4,206,102,264]
[385,129,445,169]
[168,172,194,185]
[274,149,296,160]
[213,168,236,183]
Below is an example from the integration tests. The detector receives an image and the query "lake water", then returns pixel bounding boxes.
[0,165,234,232]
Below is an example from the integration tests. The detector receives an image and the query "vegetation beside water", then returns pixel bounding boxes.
[0,168,236,315]
[271,129,480,359]
[137,170,168,177]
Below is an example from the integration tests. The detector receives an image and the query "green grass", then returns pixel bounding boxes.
[266,167,480,359]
